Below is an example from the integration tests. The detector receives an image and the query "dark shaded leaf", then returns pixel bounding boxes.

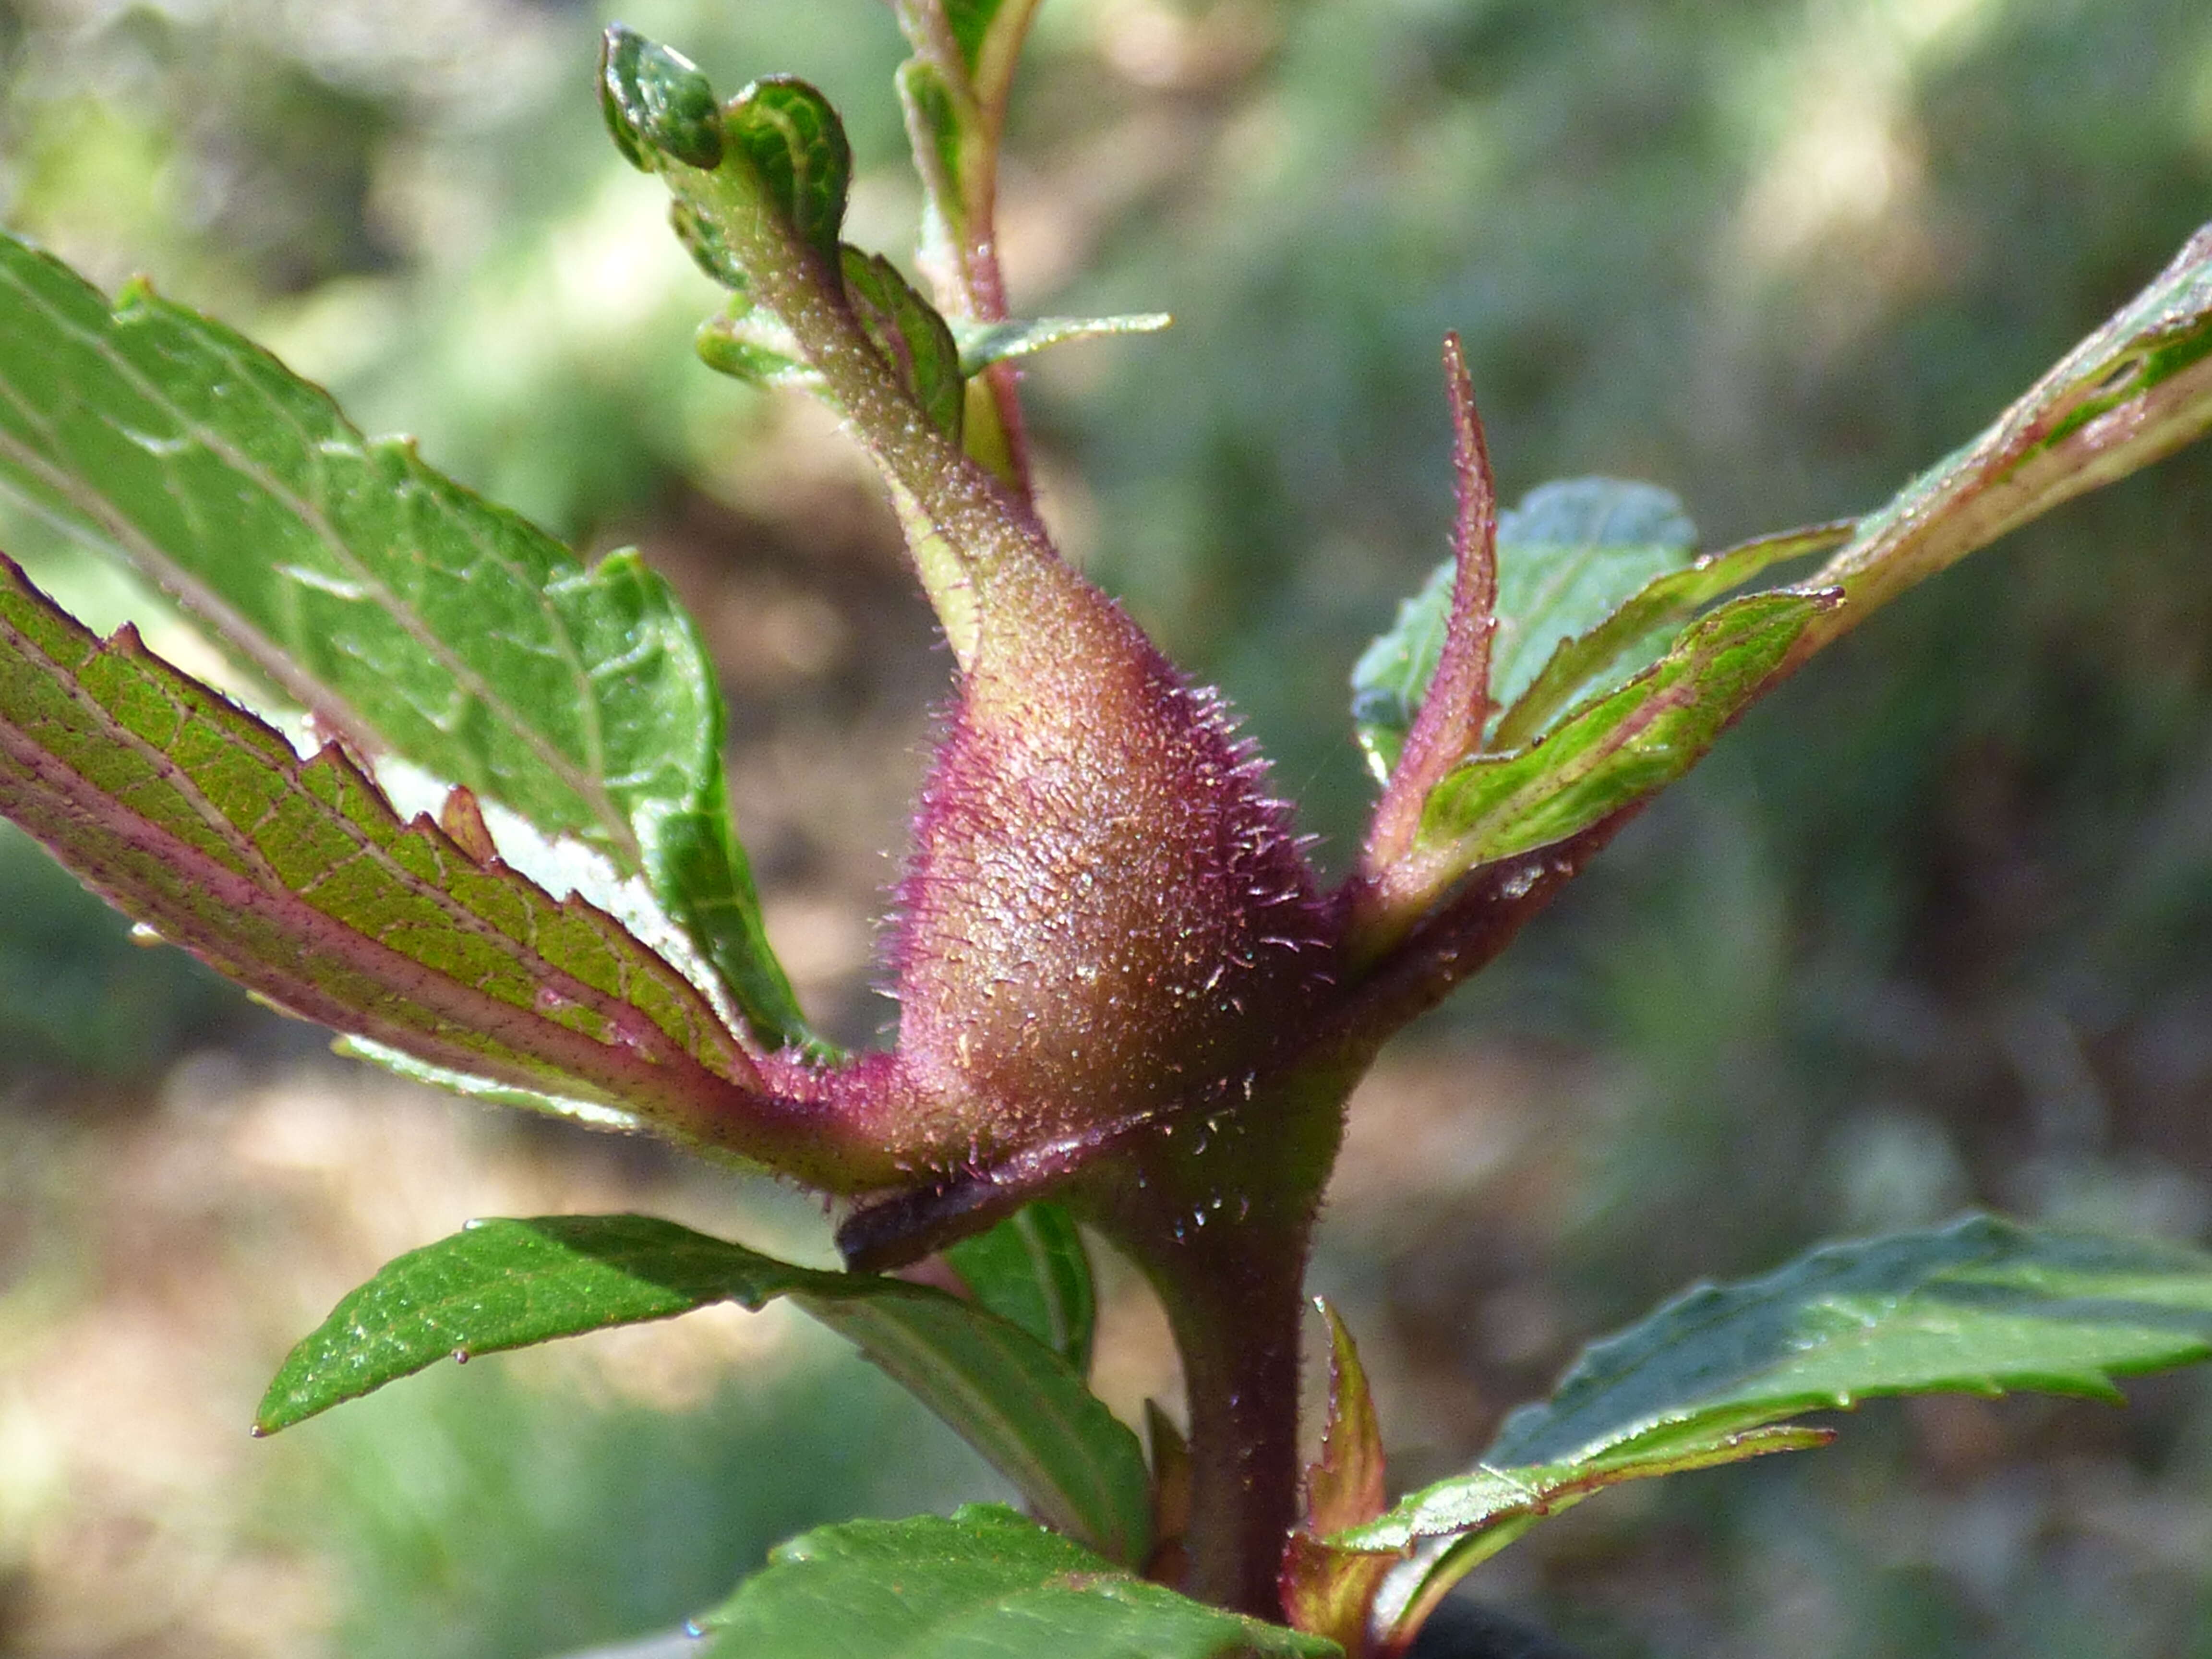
[692,1505,1335,1659]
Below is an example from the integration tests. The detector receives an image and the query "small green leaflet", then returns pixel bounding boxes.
[256,1215,1153,1567]
[943,1202,1097,1371]
[0,230,812,1054]
[1812,218,2212,622]
[0,553,763,1144]
[951,313,1175,376]
[1351,479,1696,782]
[1410,589,1834,878]
[1490,519,1851,751]
[598,28,724,172]
[727,78,853,273]
[843,247,966,441]
[1333,1428,1828,1650]
[1329,1215,2212,1644]
[692,1505,1335,1659]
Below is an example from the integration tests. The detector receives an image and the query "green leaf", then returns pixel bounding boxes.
[1351,479,1696,782]
[1343,1214,2212,1645]
[1282,1305,1394,1651]
[692,1505,1335,1659]
[257,1215,1152,1566]
[1489,1214,2212,1471]
[1490,519,1851,751]
[842,246,965,442]
[599,26,725,173]
[0,230,814,1053]
[0,554,769,1149]
[1809,218,2212,634]
[1339,1427,1829,1650]
[950,313,1174,376]
[696,296,816,389]
[943,1202,1096,1372]
[726,77,852,274]
[1410,589,1835,877]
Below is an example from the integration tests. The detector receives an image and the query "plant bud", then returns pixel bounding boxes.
[862,556,1334,1172]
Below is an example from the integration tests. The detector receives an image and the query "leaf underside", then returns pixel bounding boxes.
[0,552,762,1138]
[0,230,811,1051]
[943,1201,1098,1372]
[693,1505,1335,1659]
[256,1214,1152,1567]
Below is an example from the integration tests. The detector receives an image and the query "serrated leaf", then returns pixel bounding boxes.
[1811,218,2212,626]
[257,1215,1151,1566]
[950,313,1174,376]
[943,1201,1096,1372]
[1352,480,1695,784]
[692,1505,1335,1659]
[1409,589,1835,878]
[726,77,852,274]
[842,246,965,441]
[1282,1305,1392,1653]
[0,231,813,1053]
[1490,519,1851,751]
[1489,1214,2212,1471]
[0,553,769,1146]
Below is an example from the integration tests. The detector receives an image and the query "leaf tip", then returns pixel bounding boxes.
[600,24,725,173]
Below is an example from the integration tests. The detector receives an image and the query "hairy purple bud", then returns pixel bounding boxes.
[868,556,1334,1173]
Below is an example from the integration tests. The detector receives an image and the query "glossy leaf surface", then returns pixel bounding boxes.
[1486,1214,2212,1472]
[0,231,810,1050]
[693,1505,1334,1659]
[0,554,762,1142]
[725,77,853,273]
[258,1214,1151,1565]
[943,1201,1097,1371]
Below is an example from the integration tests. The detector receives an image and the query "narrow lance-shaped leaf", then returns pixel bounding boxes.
[0,231,815,1054]
[1352,1428,1830,1656]
[0,553,817,1164]
[1281,1305,1394,1654]
[893,0,1049,488]
[1359,334,1498,882]
[1489,518,1850,751]
[1351,478,1699,784]
[1404,589,1837,893]
[942,1200,1097,1371]
[1343,1215,2212,1647]
[951,312,1174,376]
[257,1214,1153,1568]
[691,1506,1335,1659]
[1805,218,2212,641]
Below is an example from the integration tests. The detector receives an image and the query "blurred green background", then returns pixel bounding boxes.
[2,0,2211,1655]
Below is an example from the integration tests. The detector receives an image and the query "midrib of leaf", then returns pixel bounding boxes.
[0,264,637,866]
